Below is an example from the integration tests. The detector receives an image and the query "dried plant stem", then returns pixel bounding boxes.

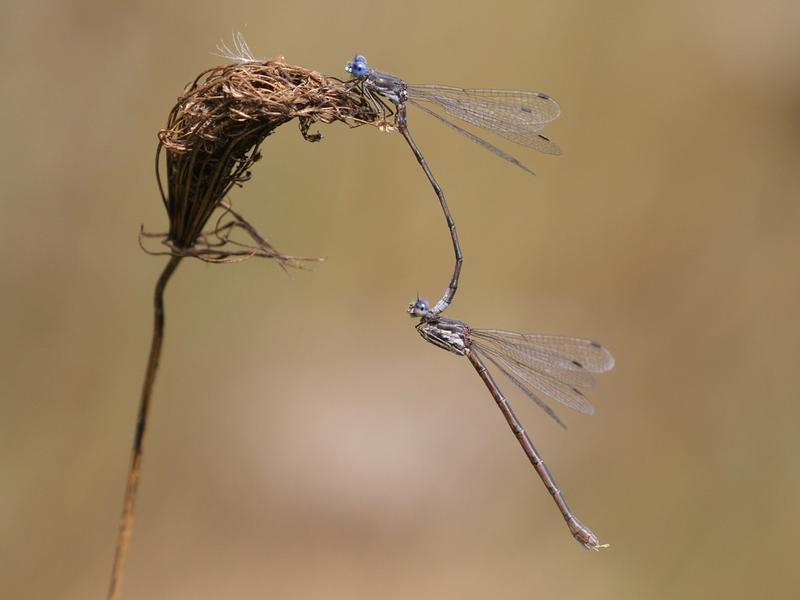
[108,54,377,596]
[107,255,182,600]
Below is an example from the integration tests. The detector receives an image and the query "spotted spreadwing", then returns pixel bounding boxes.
[408,298,614,549]
[346,54,561,316]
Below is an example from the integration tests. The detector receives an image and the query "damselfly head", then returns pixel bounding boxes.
[408,297,431,318]
[345,54,369,77]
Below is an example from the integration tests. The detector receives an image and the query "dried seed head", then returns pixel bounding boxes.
[146,58,378,265]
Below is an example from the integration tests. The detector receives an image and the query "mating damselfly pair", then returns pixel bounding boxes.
[347,54,614,549]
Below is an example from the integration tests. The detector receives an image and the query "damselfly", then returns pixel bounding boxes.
[346,54,560,316]
[408,298,613,549]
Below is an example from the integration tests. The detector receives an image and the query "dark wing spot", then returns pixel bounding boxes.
[536,93,551,100]
[538,134,552,142]
[521,107,532,113]
[572,388,586,396]
[590,341,602,348]
[572,360,584,368]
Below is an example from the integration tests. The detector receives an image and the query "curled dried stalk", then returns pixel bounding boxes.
[107,56,378,600]
[155,57,378,254]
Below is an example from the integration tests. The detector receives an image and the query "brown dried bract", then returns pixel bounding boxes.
[147,58,378,265]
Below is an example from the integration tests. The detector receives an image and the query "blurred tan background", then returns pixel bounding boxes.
[2,1,799,598]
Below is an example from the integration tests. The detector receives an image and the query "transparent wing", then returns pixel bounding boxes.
[407,84,562,155]
[407,84,561,125]
[470,330,614,416]
[475,339,597,416]
[480,350,567,429]
[408,100,535,174]
[472,330,615,373]
[476,345,594,415]
[475,334,597,387]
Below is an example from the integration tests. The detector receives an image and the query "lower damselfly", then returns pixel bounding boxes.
[408,298,613,549]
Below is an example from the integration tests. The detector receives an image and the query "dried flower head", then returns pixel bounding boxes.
[144,57,378,265]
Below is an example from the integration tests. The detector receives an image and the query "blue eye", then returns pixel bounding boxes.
[407,297,431,317]
[345,54,369,77]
